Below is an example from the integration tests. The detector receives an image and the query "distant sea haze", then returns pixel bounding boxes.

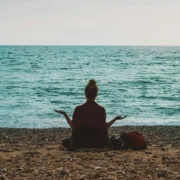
[0,46,179,128]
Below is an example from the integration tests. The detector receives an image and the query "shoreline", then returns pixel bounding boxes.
[0,126,180,179]
[1,124,180,128]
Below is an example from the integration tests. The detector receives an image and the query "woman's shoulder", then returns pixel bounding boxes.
[95,102,106,111]
[74,103,86,111]
[75,102,106,112]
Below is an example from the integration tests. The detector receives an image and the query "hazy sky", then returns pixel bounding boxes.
[0,0,180,45]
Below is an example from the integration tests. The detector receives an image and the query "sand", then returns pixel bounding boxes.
[0,126,180,180]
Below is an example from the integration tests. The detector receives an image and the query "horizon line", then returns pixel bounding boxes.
[0,44,180,47]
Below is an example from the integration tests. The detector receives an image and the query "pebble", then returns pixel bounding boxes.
[0,168,7,173]
[59,170,69,176]
[106,153,115,157]
[145,151,152,154]
[0,148,10,152]
[128,168,136,173]
[107,176,117,180]
[147,175,152,179]
[157,172,166,178]
[158,142,164,147]
[162,156,169,160]
[0,176,5,180]
[175,175,180,180]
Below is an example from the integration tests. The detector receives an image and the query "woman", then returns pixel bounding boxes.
[54,79,126,150]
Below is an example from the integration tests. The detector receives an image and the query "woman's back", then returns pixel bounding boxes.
[71,100,110,149]
[72,101,107,129]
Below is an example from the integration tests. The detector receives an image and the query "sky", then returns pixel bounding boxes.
[0,0,180,45]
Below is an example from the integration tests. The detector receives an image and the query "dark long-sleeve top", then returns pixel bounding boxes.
[72,101,108,130]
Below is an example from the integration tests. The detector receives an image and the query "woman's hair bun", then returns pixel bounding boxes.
[88,79,96,87]
[85,79,98,99]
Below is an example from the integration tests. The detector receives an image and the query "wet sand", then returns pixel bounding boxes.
[0,126,180,180]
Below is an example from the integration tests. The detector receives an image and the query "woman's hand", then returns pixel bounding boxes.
[114,116,127,121]
[107,116,127,128]
[54,110,66,115]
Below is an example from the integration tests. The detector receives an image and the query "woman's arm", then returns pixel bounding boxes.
[54,110,73,128]
[107,116,127,128]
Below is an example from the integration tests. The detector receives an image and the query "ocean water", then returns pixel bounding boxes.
[0,46,179,128]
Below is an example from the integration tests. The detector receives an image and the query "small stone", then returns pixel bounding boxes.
[175,175,180,180]
[145,151,152,154]
[60,170,69,176]
[147,175,152,178]
[0,168,7,173]
[107,176,117,180]
[129,168,136,173]
[56,167,63,171]
[47,176,52,180]
[168,160,179,164]
[162,156,169,161]
[94,166,101,170]
[0,176,5,180]
[158,142,164,147]
[152,155,158,158]
[0,148,10,152]
[17,167,23,171]
[127,149,132,152]
[157,172,166,178]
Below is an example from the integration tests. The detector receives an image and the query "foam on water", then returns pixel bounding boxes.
[0,46,180,128]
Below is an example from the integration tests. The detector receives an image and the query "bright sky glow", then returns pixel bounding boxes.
[0,0,180,45]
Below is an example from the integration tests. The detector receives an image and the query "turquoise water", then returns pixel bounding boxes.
[0,46,179,128]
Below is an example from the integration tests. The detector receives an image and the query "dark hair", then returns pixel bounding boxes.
[85,79,98,99]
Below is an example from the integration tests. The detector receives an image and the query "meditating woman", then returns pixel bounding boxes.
[54,79,126,150]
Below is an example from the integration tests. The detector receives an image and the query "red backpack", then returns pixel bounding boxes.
[120,131,147,150]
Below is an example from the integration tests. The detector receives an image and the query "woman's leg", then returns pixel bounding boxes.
[62,138,72,150]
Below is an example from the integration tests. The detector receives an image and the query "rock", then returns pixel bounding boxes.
[128,168,136,173]
[0,168,7,173]
[59,170,69,176]
[24,151,41,155]
[0,148,10,152]
[147,175,152,179]
[94,166,102,170]
[162,156,169,161]
[157,172,166,178]
[17,167,23,171]
[158,142,164,147]
[107,176,117,180]
[175,175,180,180]
[0,176,5,180]
[145,151,152,154]
[167,160,179,164]
[47,176,52,180]
[12,147,21,151]
[76,175,86,179]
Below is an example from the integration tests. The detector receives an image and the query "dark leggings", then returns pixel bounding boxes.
[62,138,72,150]
[62,128,110,150]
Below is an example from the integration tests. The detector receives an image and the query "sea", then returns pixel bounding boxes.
[0,46,179,128]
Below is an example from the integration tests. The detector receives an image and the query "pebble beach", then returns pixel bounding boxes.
[0,126,180,180]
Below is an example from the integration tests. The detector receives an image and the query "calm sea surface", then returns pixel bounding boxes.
[0,46,179,128]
